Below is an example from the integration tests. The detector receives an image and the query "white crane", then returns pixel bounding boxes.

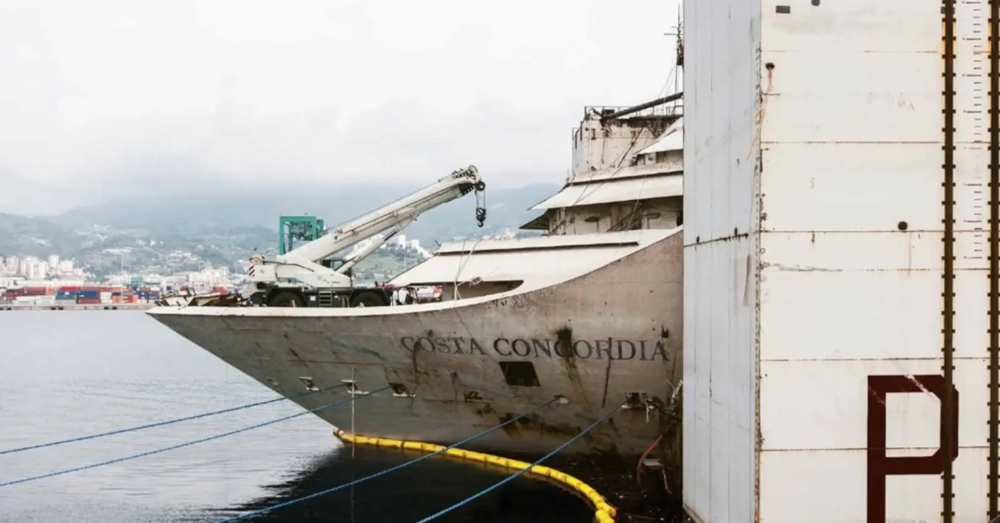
[245,166,486,308]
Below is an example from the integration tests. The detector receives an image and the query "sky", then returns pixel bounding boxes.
[0,0,681,216]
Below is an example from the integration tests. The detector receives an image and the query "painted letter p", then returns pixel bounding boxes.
[866,375,959,523]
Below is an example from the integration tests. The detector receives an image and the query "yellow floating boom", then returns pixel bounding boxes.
[334,429,617,523]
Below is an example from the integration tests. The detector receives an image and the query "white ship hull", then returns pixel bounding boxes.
[148,229,683,459]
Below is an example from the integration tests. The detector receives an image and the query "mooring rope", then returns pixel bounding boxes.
[413,400,626,523]
[0,384,347,456]
[0,386,390,488]
[209,395,564,523]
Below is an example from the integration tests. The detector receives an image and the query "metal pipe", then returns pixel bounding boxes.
[599,92,683,121]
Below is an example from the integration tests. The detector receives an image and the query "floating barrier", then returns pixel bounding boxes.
[336,404,622,523]
[211,396,564,523]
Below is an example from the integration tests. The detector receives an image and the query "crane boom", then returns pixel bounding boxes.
[283,166,484,264]
[244,166,487,308]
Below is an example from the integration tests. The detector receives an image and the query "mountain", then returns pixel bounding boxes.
[0,212,277,278]
[0,213,83,259]
[0,181,560,278]
[51,182,558,243]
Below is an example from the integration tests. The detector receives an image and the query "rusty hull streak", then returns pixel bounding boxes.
[474,402,496,416]
[449,371,461,413]
[252,341,273,365]
[382,367,418,410]
[286,346,308,366]
[600,357,612,409]
[332,340,385,361]
[498,412,524,439]
[555,326,592,409]
[497,411,585,441]
[411,338,424,386]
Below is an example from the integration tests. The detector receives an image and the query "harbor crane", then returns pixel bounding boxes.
[246,166,486,308]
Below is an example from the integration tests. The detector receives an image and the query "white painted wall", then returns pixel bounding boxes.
[571,116,670,182]
[682,0,761,521]
[686,0,994,521]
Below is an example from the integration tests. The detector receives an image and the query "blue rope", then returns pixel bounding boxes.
[0,386,390,488]
[0,384,347,456]
[210,395,563,523]
[414,400,625,523]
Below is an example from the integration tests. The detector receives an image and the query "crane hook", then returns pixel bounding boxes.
[476,206,487,228]
[474,180,487,228]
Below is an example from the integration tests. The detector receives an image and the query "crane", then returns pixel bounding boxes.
[245,166,486,308]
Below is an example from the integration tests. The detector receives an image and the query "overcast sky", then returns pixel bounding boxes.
[0,0,681,216]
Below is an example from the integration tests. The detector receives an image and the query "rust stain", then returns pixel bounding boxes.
[287,347,307,366]
[474,402,495,416]
[498,413,523,439]
[465,391,484,403]
[497,412,581,440]
[449,371,460,412]
[555,326,591,407]
[410,338,425,395]
[666,329,680,384]
[382,368,417,409]
[600,357,612,409]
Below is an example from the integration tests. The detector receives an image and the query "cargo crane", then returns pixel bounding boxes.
[246,166,486,308]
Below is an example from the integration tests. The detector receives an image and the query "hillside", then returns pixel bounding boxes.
[0,181,559,278]
[52,182,559,243]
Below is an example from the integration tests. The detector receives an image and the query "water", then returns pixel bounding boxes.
[0,312,592,523]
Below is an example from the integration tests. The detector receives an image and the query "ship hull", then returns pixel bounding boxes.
[148,231,682,460]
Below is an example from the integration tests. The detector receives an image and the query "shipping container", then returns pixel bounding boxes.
[23,287,46,297]
[76,298,101,305]
[682,1,991,522]
[15,296,53,304]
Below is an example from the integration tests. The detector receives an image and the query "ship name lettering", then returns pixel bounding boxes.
[399,336,668,361]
